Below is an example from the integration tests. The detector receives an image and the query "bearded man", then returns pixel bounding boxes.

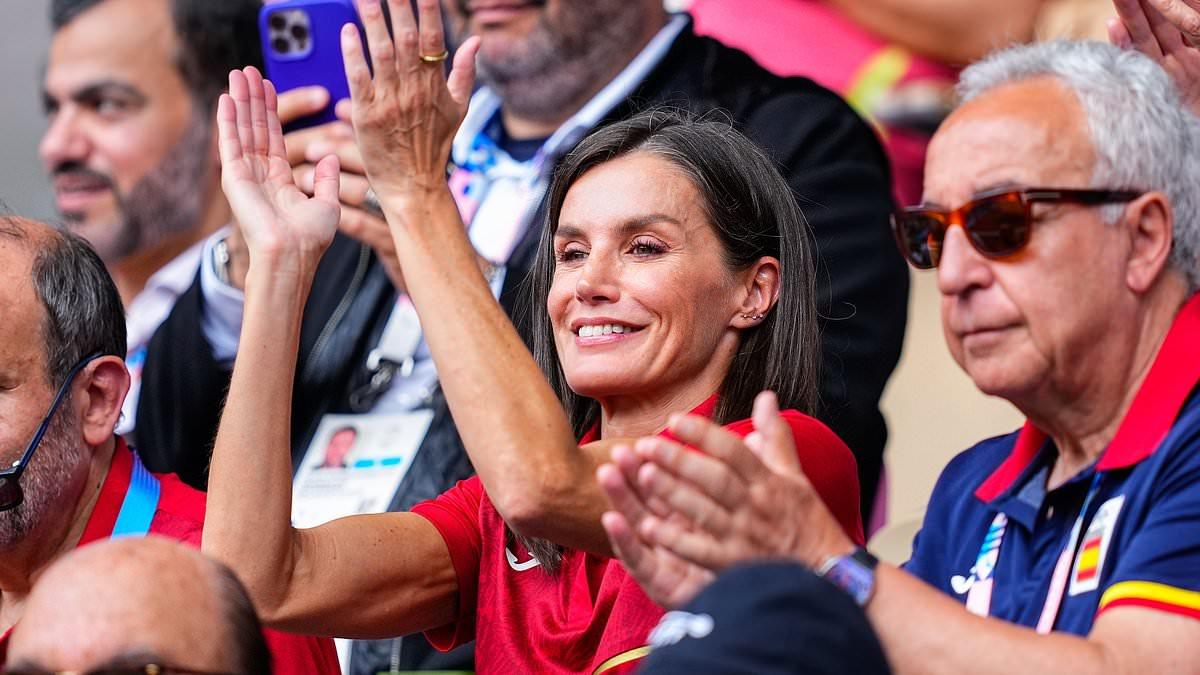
[136,1,906,671]
[39,0,262,438]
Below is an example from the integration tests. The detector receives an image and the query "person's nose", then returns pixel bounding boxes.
[936,226,994,298]
[575,253,621,304]
[40,107,90,171]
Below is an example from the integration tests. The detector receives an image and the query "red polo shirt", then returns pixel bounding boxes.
[413,398,863,673]
[0,439,340,675]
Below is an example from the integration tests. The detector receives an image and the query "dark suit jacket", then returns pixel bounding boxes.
[136,21,907,672]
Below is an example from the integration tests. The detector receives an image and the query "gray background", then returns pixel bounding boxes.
[1,2,55,223]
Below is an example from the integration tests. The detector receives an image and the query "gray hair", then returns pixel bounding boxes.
[0,217,126,387]
[958,40,1200,292]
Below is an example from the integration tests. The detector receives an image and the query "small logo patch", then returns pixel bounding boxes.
[1069,494,1124,595]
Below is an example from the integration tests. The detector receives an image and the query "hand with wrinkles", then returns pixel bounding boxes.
[1110,0,1200,114]
[340,0,479,212]
[598,392,855,608]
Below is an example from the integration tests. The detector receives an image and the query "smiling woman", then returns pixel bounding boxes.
[198,0,863,672]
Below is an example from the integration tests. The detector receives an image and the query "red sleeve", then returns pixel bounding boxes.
[261,629,341,675]
[411,476,485,650]
[724,411,865,545]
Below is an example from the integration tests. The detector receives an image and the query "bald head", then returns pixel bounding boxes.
[7,536,270,673]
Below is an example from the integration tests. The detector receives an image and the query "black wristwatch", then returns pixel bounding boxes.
[817,546,879,607]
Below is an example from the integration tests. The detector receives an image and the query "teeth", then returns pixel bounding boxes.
[578,324,635,337]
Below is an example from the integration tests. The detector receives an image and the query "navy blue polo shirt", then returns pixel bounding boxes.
[904,294,1200,633]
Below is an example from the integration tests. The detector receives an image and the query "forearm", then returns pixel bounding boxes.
[202,261,310,615]
[826,0,1043,64]
[867,565,1123,675]
[381,189,612,554]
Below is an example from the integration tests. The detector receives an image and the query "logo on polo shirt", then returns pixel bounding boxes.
[1069,494,1125,596]
[506,546,542,571]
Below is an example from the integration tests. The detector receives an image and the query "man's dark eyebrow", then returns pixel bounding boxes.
[554,214,684,240]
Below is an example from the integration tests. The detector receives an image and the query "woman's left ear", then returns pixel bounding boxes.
[733,257,781,329]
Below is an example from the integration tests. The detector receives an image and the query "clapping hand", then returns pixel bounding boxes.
[1110,0,1200,115]
[217,68,341,278]
[340,0,481,210]
[598,392,855,608]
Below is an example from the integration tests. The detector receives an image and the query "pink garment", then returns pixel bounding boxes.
[691,0,958,204]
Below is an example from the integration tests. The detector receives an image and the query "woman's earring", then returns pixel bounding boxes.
[741,313,765,321]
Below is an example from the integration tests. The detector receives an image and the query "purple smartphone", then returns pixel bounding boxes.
[259,0,368,131]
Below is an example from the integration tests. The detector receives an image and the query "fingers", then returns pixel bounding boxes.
[216,94,244,166]
[1144,0,1190,53]
[386,0,418,66]
[296,165,370,205]
[342,23,374,105]
[635,437,748,512]
[312,155,343,208]
[415,0,447,59]
[263,80,287,162]
[601,511,657,580]
[360,0,399,88]
[244,67,270,156]
[1114,0,1166,58]
[447,36,481,109]
[305,138,366,175]
[285,122,355,167]
[636,461,733,537]
[229,70,255,159]
[1108,17,1134,49]
[275,86,330,125]
[597,452,652,529]
[1148,0,1200,43]
[749,391,801,474]
[640,513,729,571]
[667,414,770,484]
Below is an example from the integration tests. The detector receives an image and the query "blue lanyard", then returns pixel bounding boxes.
[111,452,161,538]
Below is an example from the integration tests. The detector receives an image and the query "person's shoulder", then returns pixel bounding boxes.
[148,471,207,546]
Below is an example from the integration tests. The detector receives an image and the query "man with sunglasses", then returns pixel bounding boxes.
[0,217,338,673]
[600,40,1200,673]
[5,537,271,674]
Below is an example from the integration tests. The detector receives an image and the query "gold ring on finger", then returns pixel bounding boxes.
[419,49,450,63]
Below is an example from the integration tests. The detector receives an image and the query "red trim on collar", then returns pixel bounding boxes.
[579,394,720,443]
[76,437,133,548]
[975,294,1200,502]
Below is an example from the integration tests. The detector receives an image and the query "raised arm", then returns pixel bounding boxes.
[340,0,617,555]
[200,65,458,637]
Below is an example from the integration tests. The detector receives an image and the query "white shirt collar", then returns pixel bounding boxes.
[452,14,690,165]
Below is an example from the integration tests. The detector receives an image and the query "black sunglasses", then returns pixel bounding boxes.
[0,352,103,512]
[891,187,1143,269]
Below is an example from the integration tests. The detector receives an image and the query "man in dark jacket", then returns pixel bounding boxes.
[137,1,907,671]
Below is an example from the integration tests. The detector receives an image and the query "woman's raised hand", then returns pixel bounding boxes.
[340,0,481,205]
[217,67,341,274]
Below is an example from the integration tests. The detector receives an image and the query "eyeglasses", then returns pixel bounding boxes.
[891,188,1143,269]
[0,352,102,512]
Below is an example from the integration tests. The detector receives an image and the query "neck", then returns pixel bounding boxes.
[111,196,230,306]
[1030,288,1187,489]
[0,437,116,629]
[499,12,669,140]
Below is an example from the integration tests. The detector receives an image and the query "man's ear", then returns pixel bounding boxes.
[75,356,130,447]
[732,256,781,329]
[1123,191,1175,294]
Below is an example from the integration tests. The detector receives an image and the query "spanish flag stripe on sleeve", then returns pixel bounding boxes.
[1098,581,1200,621]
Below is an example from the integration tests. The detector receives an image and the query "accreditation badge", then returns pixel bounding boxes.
[290,411,435,528]
[1069,494,1125,596]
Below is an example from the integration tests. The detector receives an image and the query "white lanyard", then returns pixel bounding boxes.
[965,474,1103,633]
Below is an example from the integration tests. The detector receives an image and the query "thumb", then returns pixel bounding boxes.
[312,155,342,207]
[750,390,801,474]
[1107,17,1133,49]
[447,36,481,109]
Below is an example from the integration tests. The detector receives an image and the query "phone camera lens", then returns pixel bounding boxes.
[268,13,287,30]
[272,37,291,55]
[291,23,309,41]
